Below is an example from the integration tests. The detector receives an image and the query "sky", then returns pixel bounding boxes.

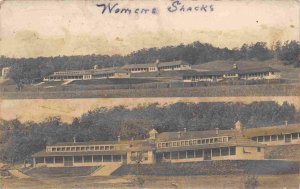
[0,0,299,58]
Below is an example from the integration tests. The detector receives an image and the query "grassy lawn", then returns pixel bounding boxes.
[2,174,299,189]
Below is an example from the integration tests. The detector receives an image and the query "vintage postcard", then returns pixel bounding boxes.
[0,0,299,188]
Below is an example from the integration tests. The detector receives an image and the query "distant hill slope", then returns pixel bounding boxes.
[192,59,300,82]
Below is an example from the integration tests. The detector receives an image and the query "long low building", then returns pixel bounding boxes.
[32,140,156,167]
[182,66,281,82]
[244,123,300,146]
[122,60,191,73]
[34,121,296,168]
[43,60,192,81]
[43,67,130,81]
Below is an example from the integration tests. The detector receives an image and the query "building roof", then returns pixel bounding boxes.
[32,150,127,157]
[156,135,264,152]
[33,140,155,157]
[92,67,128,75]
[243,123,300,137]
[158,60,189,67]
[156,129,238,141]
[50,139,150,147]
[122,63,157,69]
[48,67,128,77]
[182,67,280,77]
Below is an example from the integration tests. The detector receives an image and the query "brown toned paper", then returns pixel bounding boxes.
[0,0,299,188]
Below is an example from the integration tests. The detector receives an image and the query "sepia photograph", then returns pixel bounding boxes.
[0,0,299,188]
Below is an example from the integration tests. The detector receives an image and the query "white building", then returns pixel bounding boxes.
[1,67,11,78]
[183,66,281,82]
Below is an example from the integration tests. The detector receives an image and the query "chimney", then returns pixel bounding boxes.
[233,64,238,70]
[73,136,76,143]
[215,128,219,135]
[177,132,181,138]
[285,120,288,127]
[117,135,121,142]
[235,121,242,131]
[184,128,187,133]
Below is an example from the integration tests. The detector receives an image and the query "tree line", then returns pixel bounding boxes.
[0,40,299,85]
[0,101,297,164]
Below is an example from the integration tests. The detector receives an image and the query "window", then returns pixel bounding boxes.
[143,152,148,161]
[195,149,203,157]
[197,140,202,145]
[90,146,94,151]
[229,147,236,155]
[258,136,263,142]
[185,141,189,146]
[212,148,220,157]
[61,147,65,151]
[171,152,179,159]
[57,147,61,151]
[83,156,92,163]
[74,156,83,163]
[45,157,54,163]
[93,155,102,162]
[278,135,284,141]
[221,147,229,156]
[110,146,114,150]
[100,146,104,150]
[95,146,100,150]
[271,135,277,141]
[55,156,63,163]
[103,155,112,162]
[179,151,186,159]
[52,148,57,152]
[66,147,70,151]
[292,133,298,140]
[264,136,270,142]
[252,137,257,142]
[257,147,261,152]
[172,142,177,147]
[80,147,85,151]
[163,152,170,159]
[187,150,195,158]
[113,155,122,162]
[85,147,90,151]
[210,138,214,143]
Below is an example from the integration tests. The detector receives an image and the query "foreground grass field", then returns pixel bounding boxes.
[2,174,300,189]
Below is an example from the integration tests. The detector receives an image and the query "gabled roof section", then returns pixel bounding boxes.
[156,135,264,152]
[156,129,238,141]
[243,123,300,137]
[158,60,189,67]
[182,67,280,77]
[122,63,157,69]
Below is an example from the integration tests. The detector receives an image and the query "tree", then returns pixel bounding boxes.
[278,40,300,67]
